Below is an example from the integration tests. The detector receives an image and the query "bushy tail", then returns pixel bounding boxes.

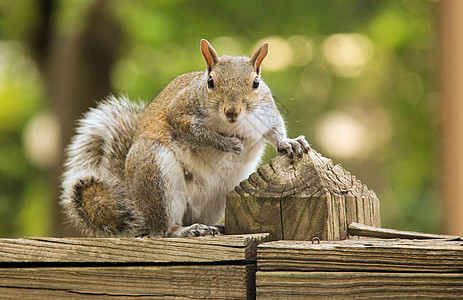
[61,96,147,236]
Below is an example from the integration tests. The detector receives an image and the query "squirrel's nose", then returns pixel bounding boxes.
[224,108,240,123]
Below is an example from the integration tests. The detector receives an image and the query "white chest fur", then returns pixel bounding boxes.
[172,106,272,225]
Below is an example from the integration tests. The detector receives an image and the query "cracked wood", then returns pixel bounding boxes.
[0,233,269,263]
[258,239,463,272]
[0,265,253,299]
[225,149,380,240]
[0,234,269,299]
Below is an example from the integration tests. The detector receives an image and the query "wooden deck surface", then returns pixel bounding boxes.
[0,234,269,299]
[1,234,462,299]
[257,238,463,299]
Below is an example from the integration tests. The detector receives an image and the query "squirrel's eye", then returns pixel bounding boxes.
[253,77,260,89]
[207,76,214,89]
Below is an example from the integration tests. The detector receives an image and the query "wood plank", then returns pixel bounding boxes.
[258,239,463,272]
[0,265,252,299]
[281,195,330,241]
[348,223,460,240]
[345,195,357,228]
[335,194,347,240]
[373,197,381,226]
[355,196,364,226]
[329,193,340,241]
[225,195,282,240]
[256,271,463,299]
[325,192,335,240]
[0,234,269,264]
[362,197,371,226]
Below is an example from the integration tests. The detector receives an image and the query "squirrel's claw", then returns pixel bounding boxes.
[230,137,244,154]
[277,135,310,159]
[295,135,310,154]
[169,223,220,237]
[220,136,243,154]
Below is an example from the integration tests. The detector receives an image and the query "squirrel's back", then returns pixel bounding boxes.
[61,96,146,236]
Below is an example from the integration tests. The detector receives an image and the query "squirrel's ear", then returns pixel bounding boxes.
[201,39,219,72]
[250,42,269,74]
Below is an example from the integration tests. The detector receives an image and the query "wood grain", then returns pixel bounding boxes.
[0,265,253,299]
[349,222,461,240]
[0,234,269,299]
[0,233,270,264]
[256,271,463,299]
[258,239,463,272]
[226,150,380,241]
[225,195,283,240]
[281,194,330,241]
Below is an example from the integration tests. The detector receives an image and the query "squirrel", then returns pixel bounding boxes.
[60,39,310,237]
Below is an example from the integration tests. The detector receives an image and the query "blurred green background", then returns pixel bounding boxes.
[0,0,439,237]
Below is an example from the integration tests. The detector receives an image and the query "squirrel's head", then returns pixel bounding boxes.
[200,39,269,124]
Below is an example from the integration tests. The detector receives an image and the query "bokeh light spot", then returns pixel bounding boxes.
[23,111,61,170]
[322,33,373,77]
[255,36,293,72]
[288,35,313,66]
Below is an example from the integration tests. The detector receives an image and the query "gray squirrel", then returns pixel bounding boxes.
[61,39,310,237]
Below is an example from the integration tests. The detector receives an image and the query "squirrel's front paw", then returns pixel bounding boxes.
[220,136,244,154]
[277,135,310,158]
[169,223,220,237]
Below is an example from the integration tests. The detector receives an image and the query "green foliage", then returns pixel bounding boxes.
[0,40,46,237]
[0,0,439,236]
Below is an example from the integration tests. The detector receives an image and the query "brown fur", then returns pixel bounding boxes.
[61,40,308,237]
[125,138,169,235]
[74,179,121,230]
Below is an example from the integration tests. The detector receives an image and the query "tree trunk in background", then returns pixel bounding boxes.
[440,0,463,235]
[29,0,122,236]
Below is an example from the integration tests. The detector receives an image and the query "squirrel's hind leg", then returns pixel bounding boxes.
[127,141,192,237]
[63,176,145,237]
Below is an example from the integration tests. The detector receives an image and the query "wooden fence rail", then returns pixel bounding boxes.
[1,234,463,299]
[257,238,463,299]
[0,234,269,299]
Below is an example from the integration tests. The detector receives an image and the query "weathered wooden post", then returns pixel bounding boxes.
[225,149,381,241]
